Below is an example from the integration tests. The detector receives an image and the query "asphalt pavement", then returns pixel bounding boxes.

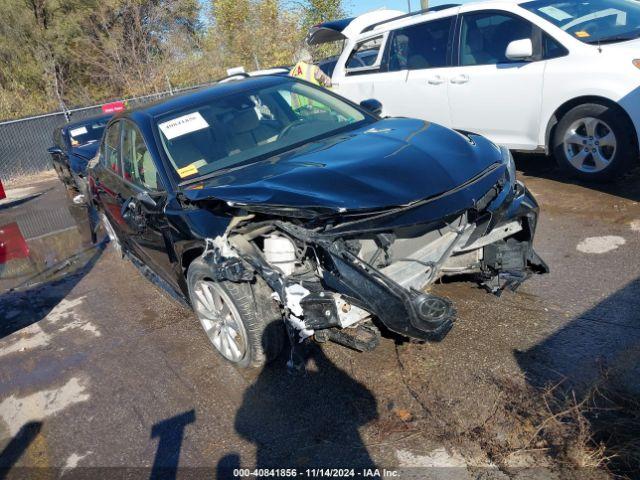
[0,160,638,478]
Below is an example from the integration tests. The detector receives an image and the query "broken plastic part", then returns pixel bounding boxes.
[201,237,253,282]
[287,315,314,342]
[284,284,311,317]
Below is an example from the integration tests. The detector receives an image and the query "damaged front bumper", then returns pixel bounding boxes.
[209,175,548,347]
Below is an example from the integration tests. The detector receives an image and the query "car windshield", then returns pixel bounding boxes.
[156,79,368,182]
[523,0,640,44]
[68,120,108,146]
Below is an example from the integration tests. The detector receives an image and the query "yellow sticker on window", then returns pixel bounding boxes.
[177,164,198,178]
[575,31,590,38]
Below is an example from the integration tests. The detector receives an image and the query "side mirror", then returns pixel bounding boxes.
[505,38,533,62]
[47,146,63,155]
[136,191,158,210]
[360,99,383,116]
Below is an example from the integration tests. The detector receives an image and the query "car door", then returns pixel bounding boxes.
[93,120,129,241]
[388,15,456,126]
[118,120,180,290]
[446,11,546,149]
[334,33,409,116]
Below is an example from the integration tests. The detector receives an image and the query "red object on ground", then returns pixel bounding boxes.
[0,222,30,264]
[102,101,126,114]
[0,180,5,200]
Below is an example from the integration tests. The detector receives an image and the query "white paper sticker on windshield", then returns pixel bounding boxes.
[158,112,209,140]
[539,6,573,21]
[70,126,88,137]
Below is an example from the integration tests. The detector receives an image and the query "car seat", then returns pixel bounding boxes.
[140,151,158,190]
[462,21,494,65]
[225,108,279,154]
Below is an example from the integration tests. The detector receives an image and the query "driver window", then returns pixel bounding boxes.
[121,122,159,191]
[460,12,534,66]
[346,36,384,71]
[103,122,121,174]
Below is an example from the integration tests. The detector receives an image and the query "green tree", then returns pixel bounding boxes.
[298,0,346,30]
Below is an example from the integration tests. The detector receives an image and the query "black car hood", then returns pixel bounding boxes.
[182,118,503,212]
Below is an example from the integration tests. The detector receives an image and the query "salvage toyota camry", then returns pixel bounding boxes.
[89,75,547,369]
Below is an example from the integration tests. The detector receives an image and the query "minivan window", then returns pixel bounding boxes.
[460,12,535,66]
[346,36,384,70]
[523,0,640,44]
[388,16,453,71]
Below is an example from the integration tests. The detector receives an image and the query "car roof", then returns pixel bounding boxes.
[360,0,531,35]
[125,75,291,123]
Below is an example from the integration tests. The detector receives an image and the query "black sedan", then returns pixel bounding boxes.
[89,75,547,369]
[49,113,112,196]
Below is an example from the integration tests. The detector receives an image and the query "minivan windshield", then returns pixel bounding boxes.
[156,79,369,182]
[523,0,640,44]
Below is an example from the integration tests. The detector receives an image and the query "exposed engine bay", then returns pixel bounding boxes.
[195,171,548,366]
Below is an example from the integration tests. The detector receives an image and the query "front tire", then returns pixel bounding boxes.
[553,103,637,182]
[187,259,285,368]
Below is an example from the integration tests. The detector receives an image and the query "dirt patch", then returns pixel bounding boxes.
[3,169,57,189]
[392,340,638,479]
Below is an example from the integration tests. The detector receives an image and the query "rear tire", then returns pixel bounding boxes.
[187,258,285,368]
[553,103,636,182]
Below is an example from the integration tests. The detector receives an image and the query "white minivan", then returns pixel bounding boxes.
[308,0,640,181]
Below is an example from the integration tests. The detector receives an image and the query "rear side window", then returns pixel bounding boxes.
[460,12,535,66]
[346,36,385,70]
[388,16,454,71]
[102,122,121,174]
[121,122,159,190]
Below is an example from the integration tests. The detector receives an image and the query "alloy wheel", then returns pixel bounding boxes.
[193,280,248,363]
[563,117,617,173]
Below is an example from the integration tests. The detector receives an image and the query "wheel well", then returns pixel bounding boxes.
[181,247,205,277]
[545,96,638,153]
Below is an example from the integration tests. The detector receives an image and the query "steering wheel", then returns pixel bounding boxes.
[278,118,306,140]
[349,55,367,68]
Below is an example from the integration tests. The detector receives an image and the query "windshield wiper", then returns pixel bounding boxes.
[586,32,640,45]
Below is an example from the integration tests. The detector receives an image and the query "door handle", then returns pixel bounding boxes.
[450,74,469,85]
[427,75,445,85]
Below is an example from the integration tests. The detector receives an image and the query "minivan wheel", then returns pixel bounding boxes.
[186,258,285,368]
[553,103,636,182]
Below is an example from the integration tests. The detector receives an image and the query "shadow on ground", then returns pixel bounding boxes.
[0,240,106,340]
[514,153,640,203]
[219,331,378,474]
[150,410,196,480]
[0,422,42,477]
[516,276,640,476]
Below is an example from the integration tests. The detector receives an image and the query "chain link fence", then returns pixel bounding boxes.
[0,83,214,183]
